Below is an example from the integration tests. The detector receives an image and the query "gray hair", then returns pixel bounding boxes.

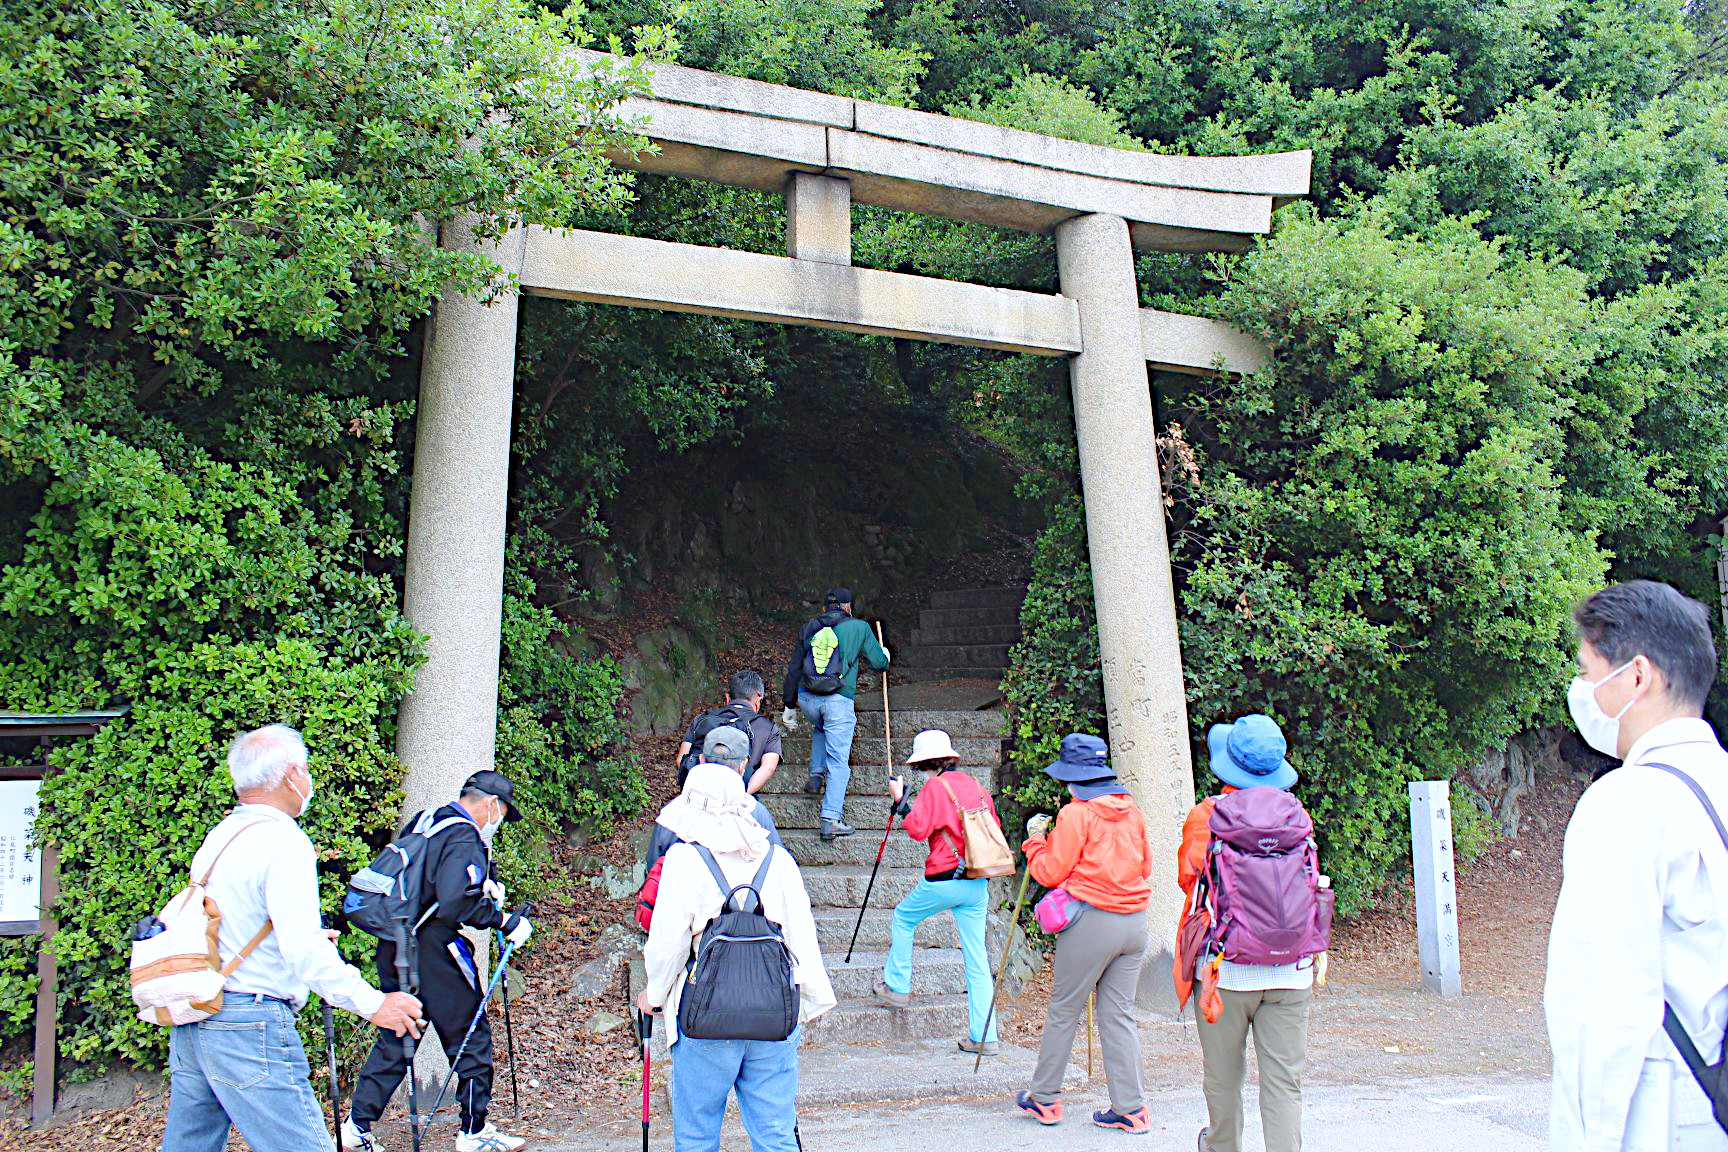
[227,724,308,792]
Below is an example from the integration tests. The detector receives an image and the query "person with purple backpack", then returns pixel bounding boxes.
[1175,713,1333,1152]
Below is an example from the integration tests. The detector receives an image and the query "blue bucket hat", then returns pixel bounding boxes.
[1206,714,1297,791]
[1044,733,1114,783]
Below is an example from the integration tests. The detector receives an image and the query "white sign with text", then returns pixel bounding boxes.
[0,780,42,927]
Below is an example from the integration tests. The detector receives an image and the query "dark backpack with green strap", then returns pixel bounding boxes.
[799,610,849,695]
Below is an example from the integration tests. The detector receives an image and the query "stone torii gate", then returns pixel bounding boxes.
[397,55,1310,1001]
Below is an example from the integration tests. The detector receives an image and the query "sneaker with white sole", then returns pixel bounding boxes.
[454,1125,525,1152]
[340,1116,378,1152]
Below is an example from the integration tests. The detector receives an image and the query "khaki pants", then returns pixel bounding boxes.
[1196,987,1310,1152]
[1030,906,1148,1116]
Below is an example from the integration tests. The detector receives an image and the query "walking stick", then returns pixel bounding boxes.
[419,913,530,1140]
[323,1000,342,1143]
[496,928,521,1118]
[1086,993,1095,1080]
[843,622,897,964]
[392,921,422,1152]
[637,1011,653,1152]
[975,864,1034,1073]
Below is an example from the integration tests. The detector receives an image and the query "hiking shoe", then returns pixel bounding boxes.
[872,980,910,1008]
[1016,1090,1063,1125]
[1093,1107,1150,1134]
[340,1117,377,1152]
[820,819,854,842]
[1197,1127,1212,1151]
[804,773,824,794]
[958,1037,999,1056]
[454,1124,525,1152]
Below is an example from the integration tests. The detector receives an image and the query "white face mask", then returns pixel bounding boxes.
[288,770,315,818]
[478,799,502,844]
[1567,659,1637,757]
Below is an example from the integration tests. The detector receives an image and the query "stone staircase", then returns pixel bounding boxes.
[896,585,1025,682]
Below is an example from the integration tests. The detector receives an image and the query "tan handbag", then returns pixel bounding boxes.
[935,775,1015,879]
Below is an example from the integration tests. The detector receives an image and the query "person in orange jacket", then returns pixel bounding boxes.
[1014,733,1153,1135]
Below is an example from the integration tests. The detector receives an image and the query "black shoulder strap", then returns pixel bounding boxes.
[745,845,776,911]
[691,843,731,897]
[1647,763,1728,1086]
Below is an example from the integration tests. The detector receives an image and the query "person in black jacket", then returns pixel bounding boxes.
[342,770,534,1152]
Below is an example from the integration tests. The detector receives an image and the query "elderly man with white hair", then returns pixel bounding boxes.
[162,724,423,1152]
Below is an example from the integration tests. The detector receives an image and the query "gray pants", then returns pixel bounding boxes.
[1196,987,1310,1152]
[1030,906,1148,1115]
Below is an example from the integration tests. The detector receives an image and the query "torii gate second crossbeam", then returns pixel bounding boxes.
[395,55,1311,1006]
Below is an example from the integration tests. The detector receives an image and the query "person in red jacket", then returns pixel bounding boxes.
[874,729,1002,1056]
[1015,733,1153,1135]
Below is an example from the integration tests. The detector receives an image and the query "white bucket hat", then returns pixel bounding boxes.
[906,729,958,766]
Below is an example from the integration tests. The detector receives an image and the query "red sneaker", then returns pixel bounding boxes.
[1016,1091,1064,1125]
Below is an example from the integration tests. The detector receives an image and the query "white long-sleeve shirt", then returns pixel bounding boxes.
[193,805,385,1019]
[642,841,836,1043]
[1546,717,1728,1151]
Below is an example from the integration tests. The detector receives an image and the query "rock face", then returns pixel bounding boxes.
[570,922,643,1002]
[1467,728,1564,835]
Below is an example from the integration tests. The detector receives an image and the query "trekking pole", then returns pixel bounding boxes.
[637,1010,653,1152]
[323,999,342,1143]
[419,904,532,1139]
[393,921,422,1152]
[975,864,1034,1073]
[844,623,897,965]
[496,928,521,1118]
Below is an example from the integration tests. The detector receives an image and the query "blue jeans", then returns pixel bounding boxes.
[669,1027,801,1152]
[800,693,857,823]
[162,996,333,1152]
[885,877,997,1043]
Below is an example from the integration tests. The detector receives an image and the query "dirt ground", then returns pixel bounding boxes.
[3,761,1583,1150]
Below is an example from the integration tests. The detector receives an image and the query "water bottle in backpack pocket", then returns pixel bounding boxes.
[1204,788,1334,965]
[676,844,799,1041]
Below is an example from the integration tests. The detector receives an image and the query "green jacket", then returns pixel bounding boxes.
[783,612,890,703]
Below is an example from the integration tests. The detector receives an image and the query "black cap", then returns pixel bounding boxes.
[824,586,853,607]
[463,769,522,822]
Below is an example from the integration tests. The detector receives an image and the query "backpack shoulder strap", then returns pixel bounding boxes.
[218,919,275,977]
[743,846,776,912]
[197,819,274,886]
[690,843,732,899]
[1646,763,1728,1088]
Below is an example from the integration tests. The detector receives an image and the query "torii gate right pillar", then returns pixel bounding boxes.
[1056,213,1196,1008]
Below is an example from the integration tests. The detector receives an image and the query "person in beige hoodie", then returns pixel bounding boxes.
[637,731,836,1152]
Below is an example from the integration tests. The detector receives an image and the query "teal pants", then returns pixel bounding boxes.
[883,876,997,1043]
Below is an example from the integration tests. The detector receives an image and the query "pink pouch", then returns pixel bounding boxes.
[1034,888,1087,934]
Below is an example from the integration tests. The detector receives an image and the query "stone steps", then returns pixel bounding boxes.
[812,906,965,950]
[901,642,1014,668]
[915,606,1021,630]
[928,587,1027,611]
[795,864,929,908]
[894,665,1010,683]
[911,623,1021,646]
[803,993,988,1045]
[761,793,898,829]
[825,948,969,997]
[776,734,1004,766]
[778,829,931,869]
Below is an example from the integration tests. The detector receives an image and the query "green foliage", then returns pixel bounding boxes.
[0,0,660,1069]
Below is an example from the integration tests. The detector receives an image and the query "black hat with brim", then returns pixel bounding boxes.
[463,769,523,822]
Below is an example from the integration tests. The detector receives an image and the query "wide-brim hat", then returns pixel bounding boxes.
[1043,733,1115,783]
[463,769,523,822]
[906,729,958,765]
[1207,714,1297,791]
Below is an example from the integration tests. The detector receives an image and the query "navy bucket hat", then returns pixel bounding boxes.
[1043,733,1114,783]
[1206,714,1297,791]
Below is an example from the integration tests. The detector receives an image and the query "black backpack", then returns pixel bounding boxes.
[799,610,850,696]
[342,810,468,938]
[676,844,798,1042]
[677,704,757,783]
[1650,763,1728,1134]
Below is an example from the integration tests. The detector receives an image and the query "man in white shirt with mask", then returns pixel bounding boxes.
[163,724,424,1152]
[1547,580,1728,1151]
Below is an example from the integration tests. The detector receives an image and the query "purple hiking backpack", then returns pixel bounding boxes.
[1204,788,1334,965]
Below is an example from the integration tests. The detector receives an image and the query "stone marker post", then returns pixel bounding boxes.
[1056,213,1196,1008]
[1409,780,1462,997]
